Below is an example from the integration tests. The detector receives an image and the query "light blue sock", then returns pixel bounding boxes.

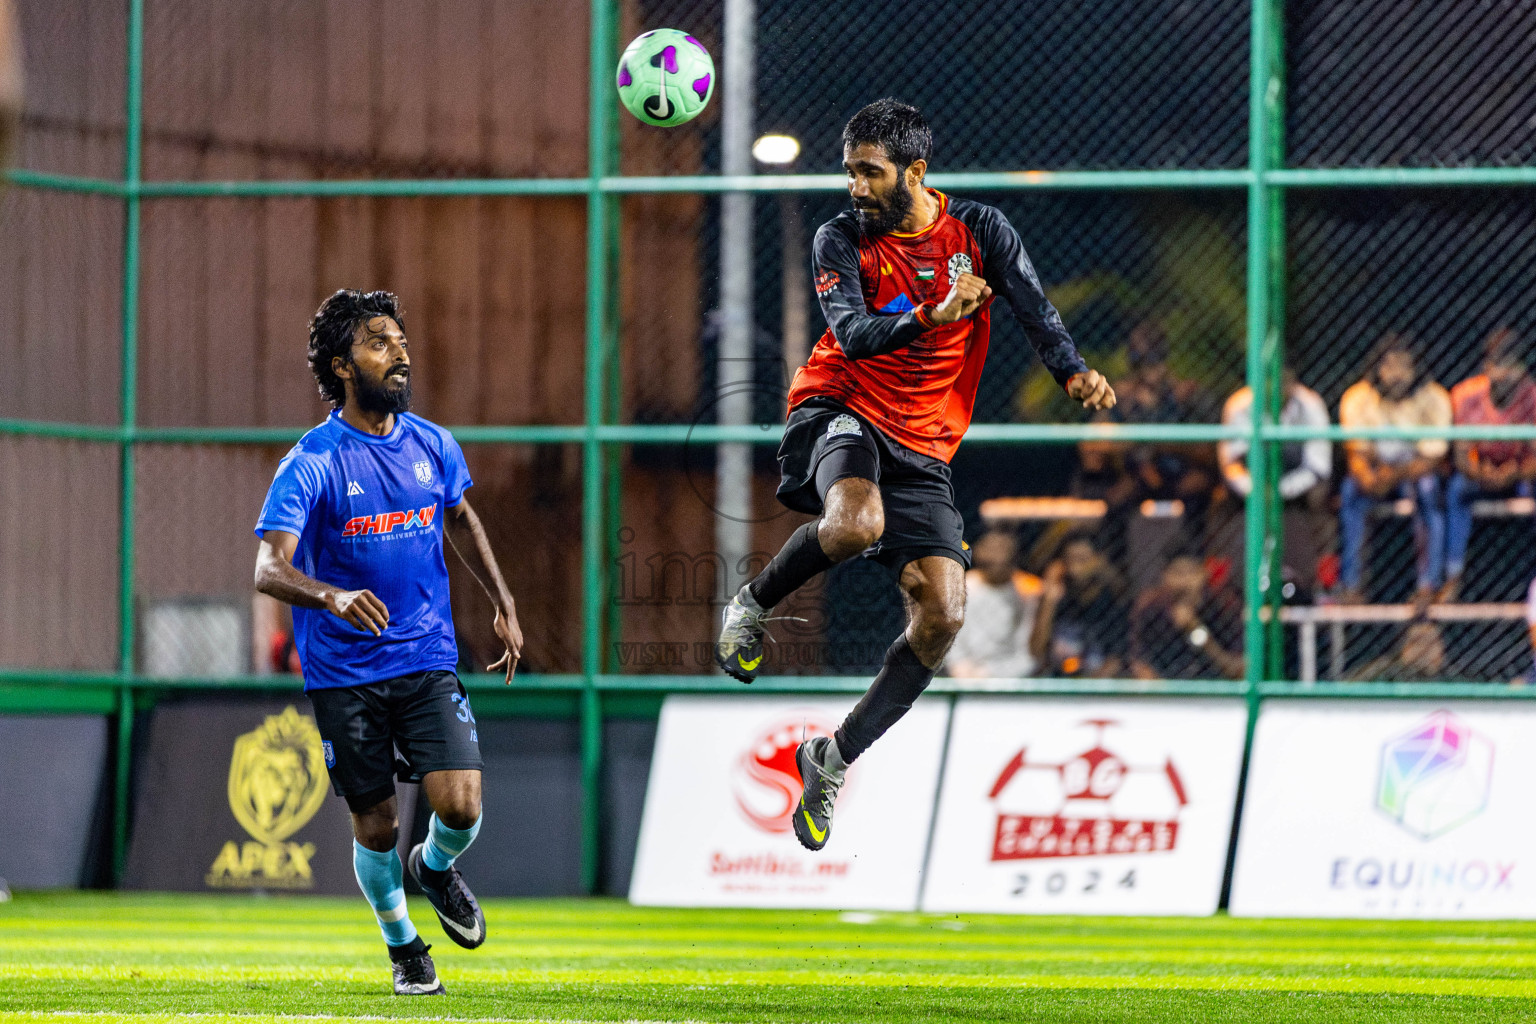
[422,812,482,872]
[352,841,418,948]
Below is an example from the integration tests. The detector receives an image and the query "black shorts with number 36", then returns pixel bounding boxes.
[306,669,483,812]
[775,398,972,572]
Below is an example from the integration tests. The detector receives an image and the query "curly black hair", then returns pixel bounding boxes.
[307,289,404,407]
[842,98,932,172]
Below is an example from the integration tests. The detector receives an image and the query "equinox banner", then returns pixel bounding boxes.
[921,697,1248,916]
[629,695,949,909]
[1230,701,1536,918]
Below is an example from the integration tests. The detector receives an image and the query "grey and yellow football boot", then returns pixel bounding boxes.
[715,589,770,683]
[793,736,847,852]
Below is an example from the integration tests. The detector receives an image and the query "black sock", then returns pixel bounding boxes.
[834,636,934,765]
[387,935,428,961]
[747,521,834,609]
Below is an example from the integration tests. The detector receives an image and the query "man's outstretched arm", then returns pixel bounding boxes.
[255,529,390,635]
[444,498,524,682]
[971,206,1115,411]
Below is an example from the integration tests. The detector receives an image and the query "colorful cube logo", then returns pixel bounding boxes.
[1376,711,1493,840]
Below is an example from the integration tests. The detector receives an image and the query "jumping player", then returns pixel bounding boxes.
[715,100,1116,851]
[254,290,523,995]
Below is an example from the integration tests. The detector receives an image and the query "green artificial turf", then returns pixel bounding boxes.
[1,892,1534,1023]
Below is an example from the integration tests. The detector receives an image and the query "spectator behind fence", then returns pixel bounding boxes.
[1029,530,1130,677]
[944,530,1040,679]
[1443,328,1536,602]
[1219,367,1331,504]
[1337,333,1452,606]
[1129,547,1244,680]
[1346,619,1449,683]
[1524,575,1536,685]
[1219,367,1332,588]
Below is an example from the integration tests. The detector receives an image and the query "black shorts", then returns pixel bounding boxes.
[307,669,483,812]
[776,398,971,572]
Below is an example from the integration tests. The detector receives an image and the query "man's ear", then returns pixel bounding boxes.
[906,158,927,188]
[332,355,353,382]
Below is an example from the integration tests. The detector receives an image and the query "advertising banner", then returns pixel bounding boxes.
[124,698,357,894]
[1230,701,1536,918]
[921,697,1248,916]
[629,695,949,910]
[0,715,108,888]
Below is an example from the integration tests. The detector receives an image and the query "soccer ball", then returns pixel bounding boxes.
[616,29,714,127]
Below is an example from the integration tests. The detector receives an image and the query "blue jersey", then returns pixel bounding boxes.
[255,410,473,691]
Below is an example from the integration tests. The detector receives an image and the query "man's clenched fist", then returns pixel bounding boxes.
[1067,369,1116,411]
[928,272,992,325]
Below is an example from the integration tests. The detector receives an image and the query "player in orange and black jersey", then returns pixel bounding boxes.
[715,99,1116,852]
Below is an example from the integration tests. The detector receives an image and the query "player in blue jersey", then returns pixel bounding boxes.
[254,290,522,996]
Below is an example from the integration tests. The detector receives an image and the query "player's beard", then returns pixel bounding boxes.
[355,365,412,415]
[855,176,915,237]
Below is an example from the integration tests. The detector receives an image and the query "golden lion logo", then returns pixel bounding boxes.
[227,706,327,844]
[208,706,328,889]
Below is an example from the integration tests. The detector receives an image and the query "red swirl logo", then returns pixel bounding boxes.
[732,716,838,833]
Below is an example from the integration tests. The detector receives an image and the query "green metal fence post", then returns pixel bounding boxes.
[1243,0,1283,698]
[111,0,146,886]
[1261,2,1288,681]
[580,0,619,895]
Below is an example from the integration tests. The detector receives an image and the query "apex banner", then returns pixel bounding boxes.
[124,698,357,894]
[921,697,1248,916]
[1230,701,1536,918]
[629,695,949,910]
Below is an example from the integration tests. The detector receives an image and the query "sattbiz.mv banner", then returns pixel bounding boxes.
[921,697,1248,916]
[629,695,948,910]
[1231,701,1536,918]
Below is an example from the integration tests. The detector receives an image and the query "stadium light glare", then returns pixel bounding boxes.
[752,134,800,166]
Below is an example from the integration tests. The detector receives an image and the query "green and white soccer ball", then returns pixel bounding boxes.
[616,29,714,127]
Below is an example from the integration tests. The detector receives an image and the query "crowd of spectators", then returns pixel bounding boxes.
[944,323,1536,683]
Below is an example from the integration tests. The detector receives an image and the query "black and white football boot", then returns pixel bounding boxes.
[408,842,487,950]
[389,940,445,996]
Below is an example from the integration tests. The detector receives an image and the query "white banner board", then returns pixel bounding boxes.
[1230,701,1536,919]
[921,697,1248,916]
[629,695,949,910]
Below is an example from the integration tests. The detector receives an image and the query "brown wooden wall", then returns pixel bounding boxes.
[1,0,768,674]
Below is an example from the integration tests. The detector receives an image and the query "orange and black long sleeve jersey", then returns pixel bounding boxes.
[787,189,1088,462]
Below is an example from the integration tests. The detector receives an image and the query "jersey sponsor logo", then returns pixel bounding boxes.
[346,481,365,497]
[827,414,862,439]
[814,270,840,296]
[207,706,327,890]
[947,252,974,285]
[341,504,437,538]
[413,460,434,487]
[877,293,917,314]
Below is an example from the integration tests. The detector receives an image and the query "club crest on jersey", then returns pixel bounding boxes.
[947,252,974,285]
[827,414,862,439]
[413,460,433,487]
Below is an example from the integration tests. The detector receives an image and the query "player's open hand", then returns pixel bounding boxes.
[1067,369,1116,411]
[327,588,389,636]
[929,272,992,325]
[488,600,524,684]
